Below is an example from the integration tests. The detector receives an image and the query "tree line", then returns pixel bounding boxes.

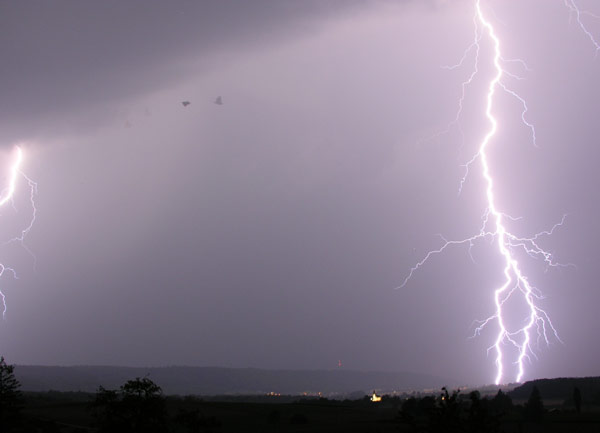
[395,384,585,432]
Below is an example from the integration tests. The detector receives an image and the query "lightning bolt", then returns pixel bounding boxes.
[0,145,38,318]
[564,0,600,54]
[400,0,590,384]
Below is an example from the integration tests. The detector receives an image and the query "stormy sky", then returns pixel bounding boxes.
[0,0,599,386]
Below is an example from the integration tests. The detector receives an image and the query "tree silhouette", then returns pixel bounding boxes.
[428,388,463,433]
[0,356,22,431]
[524,385,544,422]
[573,386,582,414]
[490,389,512,416]
[467,390,501,433]
[92,377,167,433]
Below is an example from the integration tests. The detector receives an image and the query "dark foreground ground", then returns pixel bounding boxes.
[15,392,600,433]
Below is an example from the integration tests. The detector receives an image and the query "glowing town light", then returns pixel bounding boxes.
[371,392,382,402]
[400,0,578,384]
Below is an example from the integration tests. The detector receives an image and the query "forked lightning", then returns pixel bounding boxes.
[0,146,38,318]
[401,0,596,384]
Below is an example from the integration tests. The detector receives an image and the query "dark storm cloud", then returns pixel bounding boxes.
[0,0,373,143]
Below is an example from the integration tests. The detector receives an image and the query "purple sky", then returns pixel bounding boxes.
[0,0,599,386]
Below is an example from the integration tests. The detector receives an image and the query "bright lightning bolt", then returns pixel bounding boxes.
[0,145,38,318]
[400,0,589,385]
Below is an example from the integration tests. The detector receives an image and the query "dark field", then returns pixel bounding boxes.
[14,392,600,433]
[4,371,600,432]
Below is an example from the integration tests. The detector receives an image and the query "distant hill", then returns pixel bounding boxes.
[14,366,455,396]
[509,377,600,402]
